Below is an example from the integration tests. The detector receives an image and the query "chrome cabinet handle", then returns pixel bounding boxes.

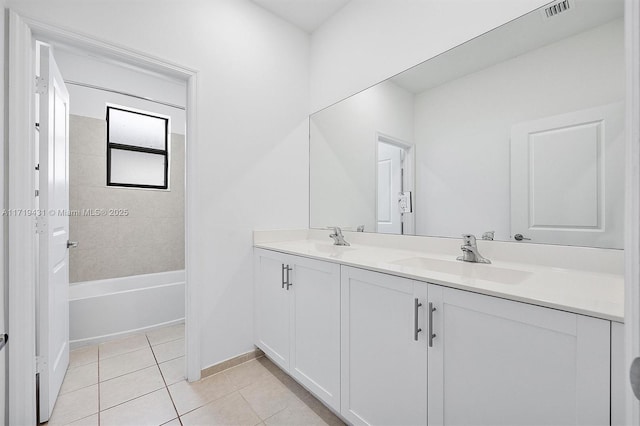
[414,298,423,341]
[428,302,437,347]
[285,266,293,290]
[281,264,286,289]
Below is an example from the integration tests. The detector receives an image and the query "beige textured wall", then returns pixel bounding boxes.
[69,114,185,283]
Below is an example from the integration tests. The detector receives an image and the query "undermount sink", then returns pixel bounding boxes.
[390,257,531,285]
[313,242,356,254]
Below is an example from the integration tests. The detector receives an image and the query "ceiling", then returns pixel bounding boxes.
[251,0,350,33]
[391,0,624,94]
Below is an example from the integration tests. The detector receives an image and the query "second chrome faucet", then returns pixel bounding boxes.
[456,234,491,264]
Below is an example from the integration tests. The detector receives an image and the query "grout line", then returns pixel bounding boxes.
[100,387,166,413]
[238,392,264,424]
[99,360,158,384]
[147,334,183,425]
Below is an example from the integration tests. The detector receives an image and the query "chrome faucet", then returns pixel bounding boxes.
[456,234,491,264]
[482,230,495,241]
[329,227,350,246]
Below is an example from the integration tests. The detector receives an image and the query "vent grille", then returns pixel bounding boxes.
[544,0,571,18]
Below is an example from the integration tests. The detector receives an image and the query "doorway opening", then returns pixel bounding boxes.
[375,133,415,235]
[8,13,200,425]
[34,39,189,423]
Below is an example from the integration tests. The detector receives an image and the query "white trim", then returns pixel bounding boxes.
[8,11,37,426]
[185,73,201,382]
[625,0,640,423]
[7,12,202,422]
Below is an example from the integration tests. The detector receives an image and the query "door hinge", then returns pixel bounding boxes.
[35,216,47,234]
[35,76,47,95]
[35,163,40,171]
[35,355,47,374]
[35,189,39,197]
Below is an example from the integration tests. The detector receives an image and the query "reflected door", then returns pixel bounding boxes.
[510,102,624,248]
[377,142,403,234]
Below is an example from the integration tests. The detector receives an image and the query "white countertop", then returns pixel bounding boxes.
[255,236,624,323]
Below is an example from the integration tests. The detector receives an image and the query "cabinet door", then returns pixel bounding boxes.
[289,256,341,411]
[254,248,291,371]
[341,266,427,425]
[428,285,610,426]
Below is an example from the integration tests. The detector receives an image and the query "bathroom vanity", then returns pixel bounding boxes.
[257,1,628,424]
[253,230,624,426]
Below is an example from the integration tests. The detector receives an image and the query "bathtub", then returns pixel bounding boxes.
[69,270,185,347]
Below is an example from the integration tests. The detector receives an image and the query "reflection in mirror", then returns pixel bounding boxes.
[309,0,625,248]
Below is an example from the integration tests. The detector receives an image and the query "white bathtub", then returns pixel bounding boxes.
[69,270,185,347]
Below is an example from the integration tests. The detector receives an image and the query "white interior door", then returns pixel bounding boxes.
[37,43,71,423]
[510,102,624,248]
[377,142,403,234]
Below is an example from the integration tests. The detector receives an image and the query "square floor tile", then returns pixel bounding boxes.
[168,373,237,415]
[159,357,185,386]
[99,333,150,360]
[152,338,184,363]
[69,345,98,368]
[100,365,165,410]
[46,384,98,425]
[180,392,261,426]
[239,375,301,420]
[65,413,99,426]
[264,401,329,426]
[297,393,345,426]
[60,362,98,395]
[100,388,178,426]
[147,323,185,346]
[99,346,156,381]
[224,359,273,390]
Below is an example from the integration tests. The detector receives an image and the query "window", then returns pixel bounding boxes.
[106,106,169,189]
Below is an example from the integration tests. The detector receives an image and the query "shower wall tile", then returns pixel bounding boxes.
[70,115,107,157]
[69,114,185,283]
[71,153,106,188]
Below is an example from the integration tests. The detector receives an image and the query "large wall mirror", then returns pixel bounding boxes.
[310,0,625,249]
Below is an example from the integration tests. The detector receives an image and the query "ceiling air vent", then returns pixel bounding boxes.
[544,0,572,18]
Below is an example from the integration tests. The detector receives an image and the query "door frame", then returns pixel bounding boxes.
[625,0,640,423]
[7,11,201,425]
[374,132,415,235]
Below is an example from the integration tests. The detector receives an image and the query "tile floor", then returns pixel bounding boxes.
[46,324,345,426]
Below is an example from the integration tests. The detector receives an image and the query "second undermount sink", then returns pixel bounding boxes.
[390,257,531,285]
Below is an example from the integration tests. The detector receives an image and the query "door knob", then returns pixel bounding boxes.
[67,240,78,249]
[514,234,531,241]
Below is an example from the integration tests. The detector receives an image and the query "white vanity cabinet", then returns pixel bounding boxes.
[427,285,611,426]
[253,248,341,411]
[255,247,616,426]
[340,266,428,426]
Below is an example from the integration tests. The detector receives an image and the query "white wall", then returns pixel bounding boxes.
[1,3,6,424]
[52,47,187,129]
[310,80,413,231]
[413,19,625,240]
[310,0,551,112]
[6,0,310,370]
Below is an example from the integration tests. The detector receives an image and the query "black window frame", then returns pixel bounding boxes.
[106,106,169,190]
